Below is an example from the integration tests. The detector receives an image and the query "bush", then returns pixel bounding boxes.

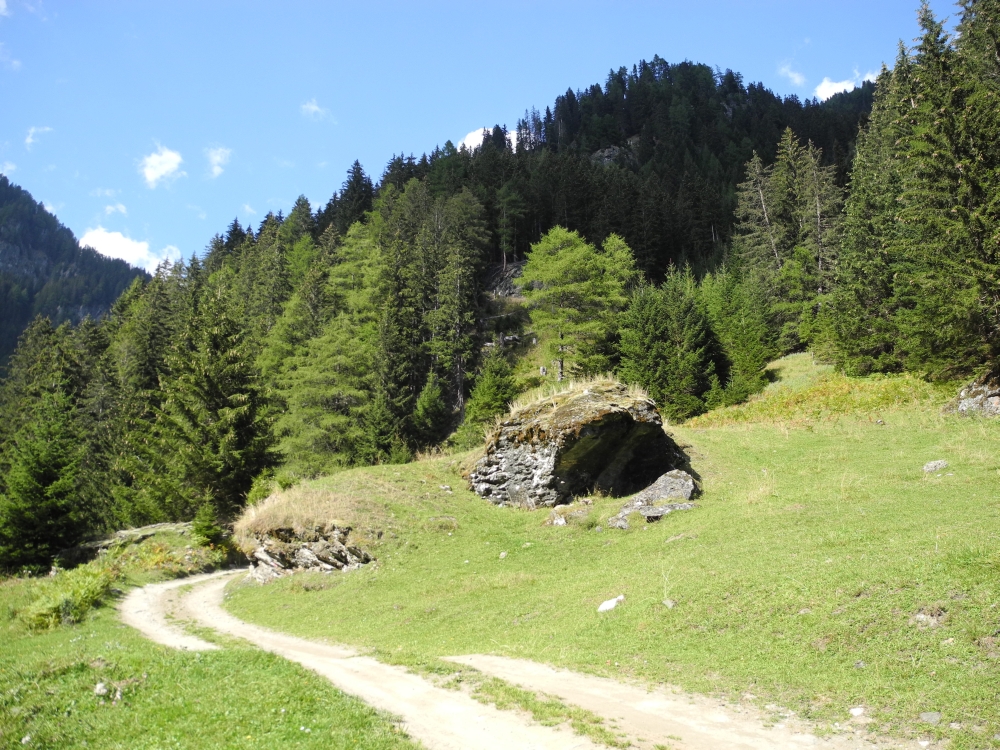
[192,503,225,546]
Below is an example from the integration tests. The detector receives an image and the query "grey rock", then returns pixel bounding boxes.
[468,381,688,507]
[629,470,695,505]
[245,523,373,583]
[94,682,108,697]
[922,459,948,473]
[955,375,1000,417]
[920,711,942,725]
[607,469,697,529]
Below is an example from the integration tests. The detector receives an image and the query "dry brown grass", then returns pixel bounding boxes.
[233,485,383,553]
[507,375,647,414]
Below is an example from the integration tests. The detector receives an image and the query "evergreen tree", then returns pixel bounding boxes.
[617,269,724,421]
[0,386,84,569]
[463,349,518,425]
[411,372,449,447]
[143,284,276,520]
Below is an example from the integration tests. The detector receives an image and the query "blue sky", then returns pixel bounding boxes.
[1,0,956,271]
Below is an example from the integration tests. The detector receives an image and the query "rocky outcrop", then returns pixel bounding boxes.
[468,381,688,507]
[955,376,1000,417]
[245,524,372,584]
[607,470,696,530]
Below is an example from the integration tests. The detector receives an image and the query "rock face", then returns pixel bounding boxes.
[245,524,372,584]
[956,376,1000,417]
[468,382,687,507]
[607,469,696,530]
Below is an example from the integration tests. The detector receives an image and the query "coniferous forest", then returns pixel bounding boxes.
[2,1,998,569]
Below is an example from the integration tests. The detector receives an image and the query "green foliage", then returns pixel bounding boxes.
[0,386,85,570]
[616,269,724,421]
[700,267,774,403]
[464,349,519,426]
[831,3,1000,378]
[732,129,843,353]
[19,562,117,630]
[142,282,277,520]
[411,373,450,447]
[192,502,225,546]
[521,228,638,379]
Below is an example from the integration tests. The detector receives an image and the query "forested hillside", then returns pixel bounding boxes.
[0,176,148,367]
[4,0,997,571]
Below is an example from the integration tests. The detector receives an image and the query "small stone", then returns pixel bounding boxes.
[94,682,108,696]
[854,660,866,669]
[920,711,942,725]
[552,515,567,526]
[849,706,865,717]
[923,460,948,473]
[439,485,451,491]
[662,599,676,609]
[21,736,30,745]
[949,722,961,729]
[918,742,930,748]
[598,595,625,612]
[499,551,507,559]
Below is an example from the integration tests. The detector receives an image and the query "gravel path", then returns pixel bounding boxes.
[121,571,596,750]
[121,573,921,750]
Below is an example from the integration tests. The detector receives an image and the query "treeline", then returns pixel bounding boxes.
[0,176,148,367]
[10,3,995,569]
[372,60,872,278]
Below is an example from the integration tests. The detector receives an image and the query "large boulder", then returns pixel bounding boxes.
[468,381,688,507]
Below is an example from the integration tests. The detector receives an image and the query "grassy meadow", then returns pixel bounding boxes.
[0,532,419,750]
[225,355,1000,749]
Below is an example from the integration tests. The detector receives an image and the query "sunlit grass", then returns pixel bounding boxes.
[226,356,1000,748]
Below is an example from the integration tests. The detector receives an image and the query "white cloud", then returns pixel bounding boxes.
[0,1,9,17]
[0,42,20,70]
[0,161,14,175]
[25,125,52,149]
[814,77,856,100]
[104,202,127,215]
[242,203,257,215]
[459,127,517,152]
[778,64,805,87]
[814,68,878,101]
[80,226,181,272]
[139,144,184,188]
[43,202,56,214]
[205,146,231,178]
[300,98,333,121]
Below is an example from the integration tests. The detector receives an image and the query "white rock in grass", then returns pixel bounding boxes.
[923,460,948,472]
[598,594,625,612]
[94,682,108,696]
[849,706,865,717]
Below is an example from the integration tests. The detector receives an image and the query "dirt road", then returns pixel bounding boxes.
[121,572,921,750]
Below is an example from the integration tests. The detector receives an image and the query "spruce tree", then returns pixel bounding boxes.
[617,270,724,422]
[0,386,84,569]
[144,284,276,520]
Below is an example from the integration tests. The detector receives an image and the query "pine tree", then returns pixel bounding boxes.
[463,349,518,425]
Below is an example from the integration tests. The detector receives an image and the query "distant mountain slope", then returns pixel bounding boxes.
[0,175,148,368]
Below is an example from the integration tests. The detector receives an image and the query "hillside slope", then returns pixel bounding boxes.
[226,357,999,749]
[0,176,148,368]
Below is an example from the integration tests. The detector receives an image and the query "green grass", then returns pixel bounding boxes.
[225,354,1000,749]
[0,535,421,749]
